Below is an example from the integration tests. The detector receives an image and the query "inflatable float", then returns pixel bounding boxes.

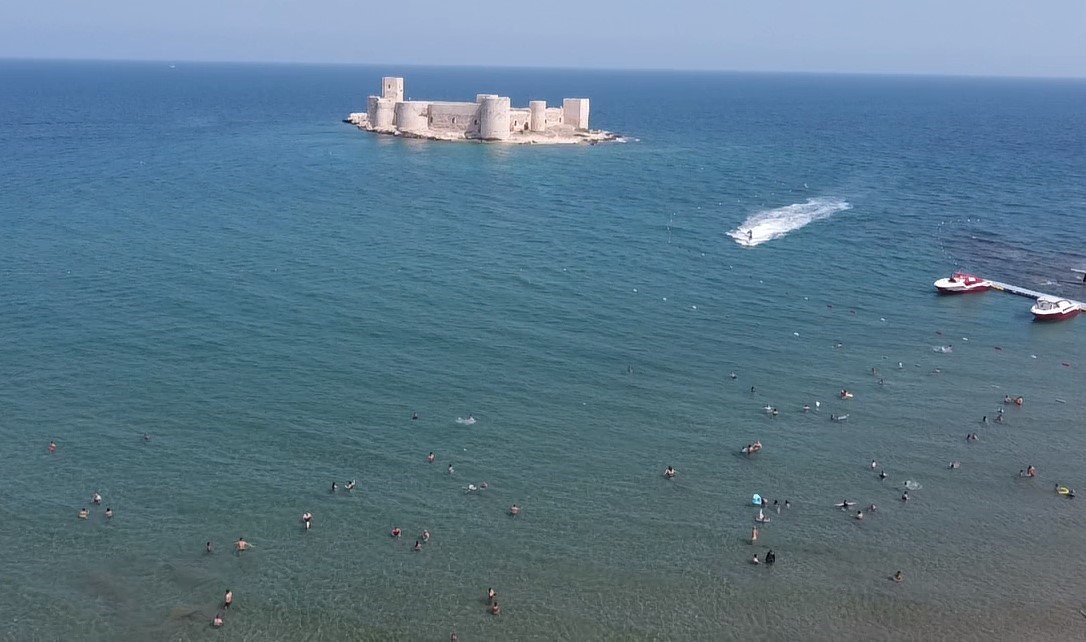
[751,494,763,506]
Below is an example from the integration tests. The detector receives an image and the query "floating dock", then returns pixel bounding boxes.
[985,279,1086,311]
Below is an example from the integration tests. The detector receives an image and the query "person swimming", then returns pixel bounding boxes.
[105,507,113,519]
[413,540,422,552]
[92,492,102,505]
[331,481,338,492]
[510,504,520,516]
[893,571,903,583]
[949,461,960,469]
[235,537,251,553]
[391,527,402,538]
[428,452,435,463]
[835,500,855,509]
[855,510,864,520]
[345,480,356,491]
[871,460,877,470]
[422,530,431,542]
[664,466,676,479]
[765,550,776,565]
[212,612,224,628]
[867,504,878,512]
[802,404,810,413]
[302,512,312,530]
[206,541,214,553]
[1026,465,1036,478]
[447,464,454,475]
[901,491,909,502]
[48,441,57,454]
[411,411,418,420]
[751,554,761,565]
[879,470,888,480]
[78,507,89,519]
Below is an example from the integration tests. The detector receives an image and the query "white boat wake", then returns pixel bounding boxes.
[729,198,852,247]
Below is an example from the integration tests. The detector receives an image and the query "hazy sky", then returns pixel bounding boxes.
[2,1,1084,77]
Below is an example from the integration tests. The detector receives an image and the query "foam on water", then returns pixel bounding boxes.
[729,197,852,247]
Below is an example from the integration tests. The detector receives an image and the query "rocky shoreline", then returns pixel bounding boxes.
[343,112,619,145]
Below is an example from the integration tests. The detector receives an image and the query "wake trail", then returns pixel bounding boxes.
[729,198,852,247]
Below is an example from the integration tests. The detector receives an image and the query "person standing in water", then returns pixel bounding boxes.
[751,527,759,544]
[223,590,233,609]
[428,452,435,464]
[48,441,57,454]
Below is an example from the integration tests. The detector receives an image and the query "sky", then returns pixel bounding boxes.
[2,1,1084,77]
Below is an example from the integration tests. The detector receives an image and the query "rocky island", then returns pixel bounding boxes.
[345,77,617,144]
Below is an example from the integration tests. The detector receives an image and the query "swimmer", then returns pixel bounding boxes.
[855,510,864,520]
[206,541,214,554]
[898,362,904,369]
[510,504,520,517]
[331,481,337,492]
[302,512,312,530]
[143,433,151,441]
[802,404,810,413]
[428,452,435,464]
[835,500,855,510]
[235,537,250,553]
[871,459,877,470]
[480,481,488,490]
[1070,490,1077,499]
[751,554,761,565]
[212,613,224,628]
[48,441,57,454]
[867,504,878,512]
[784,500,791,509]
[949,461,960,469]
[773,499,780,514]
[765,550,776,565]
[1004,395,1012,404]
[467,484,478,493]
[391,527,401,538]
[771,407,779,417]
[78,507,89,519]
[893,571,903,583]
[901,491,909,502]
[1055,483,1062,494]
[422,530,431,542]
[751,527,759,544]
[345,480,356,491]
[92,492,102,505]
[487,588,497,602]
[447,464,454,475]
[413,540,422,552]
[105,507,113,519]
[1026,465,1036,478]
[490,602,501,617]
[878,378,884,386]
[450,633,459,642]
[730,372,738,379]
[995,413,1004,424]
[750,386,756,394]
[879,470,887,480]
[223,589,233,609]
[982,416,988,424]
[411,411,418,420]
[664,466,676,479]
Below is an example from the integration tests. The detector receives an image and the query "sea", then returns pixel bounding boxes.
[1,60,1085,641]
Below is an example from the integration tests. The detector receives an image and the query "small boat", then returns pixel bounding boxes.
[1030,298,1081,322]
[934,273,991,294]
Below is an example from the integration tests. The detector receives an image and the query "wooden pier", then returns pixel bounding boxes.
[986,279,1086,310]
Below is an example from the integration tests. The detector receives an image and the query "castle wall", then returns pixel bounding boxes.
[545,107,564,128]
[427,102,480,134]
[478,96,511,140]
[393,101,430,133]
[562,98,590,130]
[529,101,547,132]
[509,108,531,132]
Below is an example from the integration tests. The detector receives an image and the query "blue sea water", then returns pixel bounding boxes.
[1,60,1085,641]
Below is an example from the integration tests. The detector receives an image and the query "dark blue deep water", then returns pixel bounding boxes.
[2,60,1085,641]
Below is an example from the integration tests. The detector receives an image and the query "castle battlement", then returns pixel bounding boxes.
[345,77,615,144]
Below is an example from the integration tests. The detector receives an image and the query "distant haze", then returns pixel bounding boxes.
[1,0,1084,78]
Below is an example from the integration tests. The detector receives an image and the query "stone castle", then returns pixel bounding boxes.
[345,77,615,144]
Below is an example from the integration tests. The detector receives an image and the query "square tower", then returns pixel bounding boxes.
[562,98,590,130]
[381,77,404,102]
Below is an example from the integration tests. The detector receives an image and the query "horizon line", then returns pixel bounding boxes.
[2,55,1085,82]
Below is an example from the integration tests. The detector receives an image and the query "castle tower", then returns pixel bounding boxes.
[529,100,547,132]
[562,98,590,130]
[478,96,511,140]
[381,77,404,102]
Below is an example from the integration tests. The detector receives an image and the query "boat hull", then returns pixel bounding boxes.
[1032,309,1080,322]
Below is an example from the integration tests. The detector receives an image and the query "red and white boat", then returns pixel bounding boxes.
[934,273,991,294]
[1030,298,1081,322]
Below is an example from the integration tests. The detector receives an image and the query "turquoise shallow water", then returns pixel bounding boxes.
[1,61,1085,641]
